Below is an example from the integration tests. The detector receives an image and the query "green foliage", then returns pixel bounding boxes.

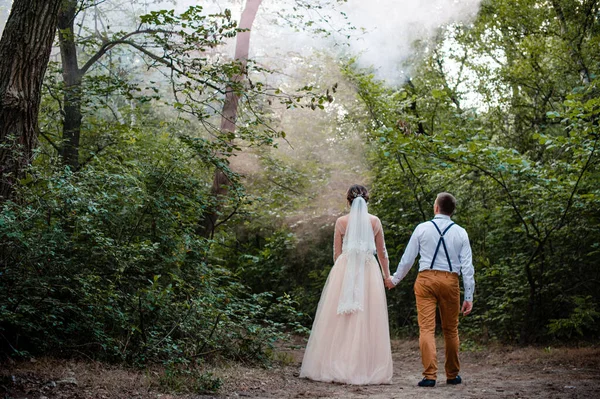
[213,211,336,328]
[3,2,599,381]
[334,0,600,343]
[0,0,343,368]
[0,121,304,365]
[548,296,600,339]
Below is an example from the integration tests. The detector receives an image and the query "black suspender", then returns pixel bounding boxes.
[430,220,455,272]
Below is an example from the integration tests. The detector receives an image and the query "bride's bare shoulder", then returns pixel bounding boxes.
[368,213,381,222]
[336,214,349,223]
[335,214,349,226]
[368,214,383,231]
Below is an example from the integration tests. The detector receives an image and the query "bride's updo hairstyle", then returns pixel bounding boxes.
[347,184,369,205]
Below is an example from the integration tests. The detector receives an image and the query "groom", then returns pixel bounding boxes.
[385,192,474,387]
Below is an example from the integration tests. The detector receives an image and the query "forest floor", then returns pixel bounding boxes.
[1,339,599,399]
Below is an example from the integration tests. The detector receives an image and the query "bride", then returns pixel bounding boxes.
[300,184,393,385]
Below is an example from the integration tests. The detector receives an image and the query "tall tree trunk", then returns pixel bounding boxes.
[550,0,591,85]
[199,0,263,238]
[58,0,82,169]
[0,0,62,201]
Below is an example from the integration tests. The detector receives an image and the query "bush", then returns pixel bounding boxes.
[0,133,305,366]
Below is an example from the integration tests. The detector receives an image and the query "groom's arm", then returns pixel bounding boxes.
[459,230,475,302]
[390,226,421,285]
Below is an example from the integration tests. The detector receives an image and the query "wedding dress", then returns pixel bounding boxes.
[300,197,393,384]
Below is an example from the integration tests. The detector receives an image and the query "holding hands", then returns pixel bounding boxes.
[384,276,395,290]
[384,275,474,316]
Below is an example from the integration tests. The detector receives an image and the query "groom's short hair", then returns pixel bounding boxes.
[436,192,456,215]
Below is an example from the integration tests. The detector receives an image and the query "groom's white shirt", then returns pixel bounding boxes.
[391,214,475,301]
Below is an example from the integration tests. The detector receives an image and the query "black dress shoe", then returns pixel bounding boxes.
[418,378,436,387]
[447,375,462,385]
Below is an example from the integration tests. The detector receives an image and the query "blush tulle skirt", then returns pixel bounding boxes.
[299,253,393,385]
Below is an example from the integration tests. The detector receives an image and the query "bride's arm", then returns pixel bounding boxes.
[374,219,391,279]
[333,218,343,262]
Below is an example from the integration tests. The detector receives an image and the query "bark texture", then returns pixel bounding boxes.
[0,0,62,200]
[58,0,82,169]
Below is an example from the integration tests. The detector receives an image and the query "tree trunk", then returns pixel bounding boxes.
[198,0,263,238]
[58,0,82,169]
[0,0,62,201]
[550,0,591,85]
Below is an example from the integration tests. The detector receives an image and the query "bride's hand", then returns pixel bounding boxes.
[384,277,395,290]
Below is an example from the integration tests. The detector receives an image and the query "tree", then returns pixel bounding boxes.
[198,0,264,238]
[341,0,600,342]
[53,1,238,169]
[0,0,62,200]
[44,0,332,237]
[57,0,83,169]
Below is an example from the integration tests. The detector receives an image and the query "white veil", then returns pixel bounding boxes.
[337,196,376,314]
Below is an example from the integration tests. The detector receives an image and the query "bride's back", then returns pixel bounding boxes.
[336,213,382,237]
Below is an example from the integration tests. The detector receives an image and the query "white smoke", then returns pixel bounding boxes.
[0,1,483,85]
[167,0,483,85]
[336,0,482,82]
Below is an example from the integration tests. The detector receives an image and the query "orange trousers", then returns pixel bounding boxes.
[414,270,461,380]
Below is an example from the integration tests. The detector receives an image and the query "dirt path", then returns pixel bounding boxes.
[2,340,599,399]
[223,340,600,399]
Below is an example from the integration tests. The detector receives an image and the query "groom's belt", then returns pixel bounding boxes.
[419,269,458,276]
